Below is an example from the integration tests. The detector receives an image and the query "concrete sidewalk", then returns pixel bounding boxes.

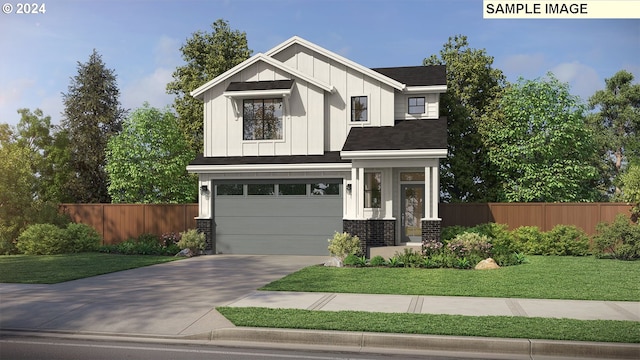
[226,291,640,321]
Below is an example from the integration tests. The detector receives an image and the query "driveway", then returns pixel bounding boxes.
[0,255,325,337]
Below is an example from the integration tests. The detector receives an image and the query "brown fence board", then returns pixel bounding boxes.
[60,204,199,245]
[62,203,632,245]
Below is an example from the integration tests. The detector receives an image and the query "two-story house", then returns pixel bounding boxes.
[187,36,447,255]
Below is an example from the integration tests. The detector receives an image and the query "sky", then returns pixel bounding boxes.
[1,0,638,126]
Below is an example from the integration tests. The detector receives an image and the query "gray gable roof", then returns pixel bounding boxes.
[189,151,348,166]
[226,79,294,91]
[372,65,446,87]
[342,117,447,151]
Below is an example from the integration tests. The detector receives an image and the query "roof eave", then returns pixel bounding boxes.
[340,149,448,160]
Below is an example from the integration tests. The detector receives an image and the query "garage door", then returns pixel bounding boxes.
[213,180,343,255]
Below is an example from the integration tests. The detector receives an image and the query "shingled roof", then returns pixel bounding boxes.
[189,151,349,166]
[342,117,447,151]
[372,65,446,87]
[226,79,294,92]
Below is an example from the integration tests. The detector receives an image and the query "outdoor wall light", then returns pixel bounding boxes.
[346,183,352,193]
[200,185,209,194]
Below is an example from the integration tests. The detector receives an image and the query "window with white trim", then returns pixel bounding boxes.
[408,97,425,114]
[364,172,381,208]
[243,99,283,140]
[351,96,368,122]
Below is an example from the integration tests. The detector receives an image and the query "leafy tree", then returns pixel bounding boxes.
[167,19,252,154]
[587,70,640,198]
[14,109,74,203]
[106,104,197,203]
[61,49,127,203]
[482,74,600,202]
[620,164,640,222]
[424,35,506,202]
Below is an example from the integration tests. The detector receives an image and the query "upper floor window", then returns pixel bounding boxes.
[408,97,425,114]
[243,99,283,140]
[351,96,368,122]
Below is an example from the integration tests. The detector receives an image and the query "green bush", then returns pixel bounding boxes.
[327,232,361,260]
[441,225,468,241]
[546,225,590,256]
[16,224,67,255]
[178,229,206,254]
[512,226,546,254]
[593,214,640,260]
[394,248,423,268]
[99,233,180,256]
[63,223,101,253]
[343,254,366,267]
[369,255,386,266]
[0,225,18,255]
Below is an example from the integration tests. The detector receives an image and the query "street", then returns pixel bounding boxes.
[0,335,500,360]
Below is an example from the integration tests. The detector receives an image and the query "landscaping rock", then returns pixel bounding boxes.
[475,258,500,270]
[324,257,343,267]
[175,248,194,257]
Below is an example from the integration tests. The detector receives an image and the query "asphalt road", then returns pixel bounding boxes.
[0,336,499,360]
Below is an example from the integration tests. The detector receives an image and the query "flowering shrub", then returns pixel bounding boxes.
[161,232,182,247]
[447,232,492,263]
[178,229,206,254]
[327,232,361,260]
[422,238,443,256]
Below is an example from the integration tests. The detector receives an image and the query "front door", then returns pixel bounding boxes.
[401,185,424,242]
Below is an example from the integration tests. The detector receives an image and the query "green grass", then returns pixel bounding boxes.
[261,256,640,301]
[0,253,180,284]
[217,307,640,343]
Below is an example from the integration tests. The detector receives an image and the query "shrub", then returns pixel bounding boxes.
[394,248,423,268]
[0,225,18,255]
[99,233,180,256]
[369,255,386,266]
[343,254,366,267]
[16,224,67,255]
[593,214,640,260]
[161,232,181,247]
[511,226,544,254]
[447,232,492,265]
[327,232,361,260]
[63,223,101,253]
[441,225,468,241]
[178,229,206,254]
[546,225,590,256]
[421,238,443,256]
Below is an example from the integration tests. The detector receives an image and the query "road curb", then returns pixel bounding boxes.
[198,327,640,359]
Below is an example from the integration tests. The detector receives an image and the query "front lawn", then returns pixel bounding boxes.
[217,307,640,343]
[0,253,180,284]
[261,256,640,301]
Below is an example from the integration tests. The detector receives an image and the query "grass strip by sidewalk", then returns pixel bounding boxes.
[261,256,640,301]
[0,253,179,284]
[217,307,640,344]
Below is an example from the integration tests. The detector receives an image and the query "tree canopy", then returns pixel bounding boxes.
[106,104,197,203]
[61,49,127,203]
[424,35,506,202]
[482,74,600,202]
[166,19,252,154]
[587,70,640,198]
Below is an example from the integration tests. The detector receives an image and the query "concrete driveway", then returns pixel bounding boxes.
[0,255,325,337]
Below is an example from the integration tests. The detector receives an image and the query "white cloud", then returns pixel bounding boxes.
[154,35,181,67]
[121,67,174,112]
[550,61,601,102]
[501,53,546,80]
[0,78,36,125]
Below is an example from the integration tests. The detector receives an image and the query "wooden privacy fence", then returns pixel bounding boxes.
[59,204,199,245]
[440,202,633,236]
[60,202,633,245]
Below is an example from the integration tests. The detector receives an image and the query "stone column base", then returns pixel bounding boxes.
[343,219,395,256]
[421,219,442,243]
[196,218,215,254]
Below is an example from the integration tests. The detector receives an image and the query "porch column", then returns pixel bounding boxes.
[421,165,442,243]
[431,165,439,219]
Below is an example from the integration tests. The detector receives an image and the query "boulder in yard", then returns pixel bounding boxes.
[324,256,343,267]
[175,248,194,257]
[475,258,500,270]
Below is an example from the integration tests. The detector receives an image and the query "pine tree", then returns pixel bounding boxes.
[61,49,127,203]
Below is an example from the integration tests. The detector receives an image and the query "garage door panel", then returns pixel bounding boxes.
[216,235,332,255]
[214,187,343,255]
[216,216,342,236]
[216,198,341,217]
